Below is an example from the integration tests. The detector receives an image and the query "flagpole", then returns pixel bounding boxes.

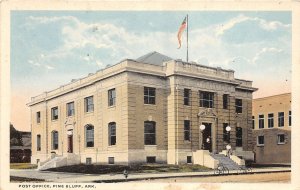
[186,14,189,63]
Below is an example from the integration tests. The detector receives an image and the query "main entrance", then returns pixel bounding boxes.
[202,123,212,152]
[67,130,73,153]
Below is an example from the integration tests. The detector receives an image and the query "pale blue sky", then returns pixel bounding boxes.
[11,11,291,131]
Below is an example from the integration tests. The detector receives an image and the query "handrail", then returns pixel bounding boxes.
[214,163,230,175]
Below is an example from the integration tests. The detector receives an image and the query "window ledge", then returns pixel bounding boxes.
[108,105,116,109]
[85,111,94,115]
[85,147,95,149]
[144,104,156,106]
[277,142,285,145]
[257,144,264,147]
[144,145,157,147]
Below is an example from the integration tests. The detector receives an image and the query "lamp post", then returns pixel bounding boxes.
[199,124,206,166]
[226,144,232,157]
[199,124,206,149]
[225,125,231,157]
[225,125,231,143]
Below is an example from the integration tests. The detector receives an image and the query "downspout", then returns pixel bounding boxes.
[215,92,218,154]
[45,95,48,157]
[176,83,179,165]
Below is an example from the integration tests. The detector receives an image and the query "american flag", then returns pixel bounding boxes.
[177,17,187,49]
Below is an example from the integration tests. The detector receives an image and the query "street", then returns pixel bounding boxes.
[134,172,290,183]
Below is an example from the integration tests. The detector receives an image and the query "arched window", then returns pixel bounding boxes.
[108,122,116,146]
[51,131,59,150]
[85,124,94,147]
[144,121,156,145]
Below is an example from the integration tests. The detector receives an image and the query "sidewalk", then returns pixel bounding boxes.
[10,167,291,183]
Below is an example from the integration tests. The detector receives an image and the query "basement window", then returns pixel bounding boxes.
[146,156,156,163]
[108,157,115,164]
[86,158,92,165]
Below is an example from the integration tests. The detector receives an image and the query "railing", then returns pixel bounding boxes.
[214,163,229,175]
[237,165,252,174]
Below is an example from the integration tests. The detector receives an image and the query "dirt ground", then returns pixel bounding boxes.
[135,172,291,183]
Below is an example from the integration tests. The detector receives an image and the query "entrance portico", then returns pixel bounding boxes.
[198,108,217,153]
[67,130,73,153]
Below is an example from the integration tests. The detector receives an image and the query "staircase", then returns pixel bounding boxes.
[210,154,240,170]
[38,153,80,170]
[38,156,66,170]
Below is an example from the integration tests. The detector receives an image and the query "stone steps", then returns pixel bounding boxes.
[210,154,240,170]
[38,156,66,170]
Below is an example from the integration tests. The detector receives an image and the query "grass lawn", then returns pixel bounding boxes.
[10,163,38,169]
[46,164,211,174]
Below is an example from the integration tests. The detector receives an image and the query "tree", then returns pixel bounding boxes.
[10,123,23,146]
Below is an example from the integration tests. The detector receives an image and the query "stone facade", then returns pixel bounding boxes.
[252,93,291,164]
[28,52,257,165]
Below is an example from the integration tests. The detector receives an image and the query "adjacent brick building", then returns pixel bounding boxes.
[252,93,291,164]
[28,51,257,166]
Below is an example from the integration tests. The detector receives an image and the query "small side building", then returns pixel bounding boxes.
[252,93,291,165]
[10,131,32,163]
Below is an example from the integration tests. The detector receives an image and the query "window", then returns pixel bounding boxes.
[199,91,214,108]
[52,131,58,150]
[278,112,284,127]
[146,156,156,163]
[86,158,92,165]
[236,127,242,147]
[184,120,190,141]
[108,122,116,146]
[187,156,192,164]
[223,94,229,109]
[85,96,94,112]
[108,88,116,106]
[252,116,255,129]
[223,123,230,142]
[277,134,285,144]
[144,121,156,145]
[184,88,191,106]
[37,134,41,151]
[108,157,115,164]
[289,111,291,126]
[257,135,264,146]
[144,87,156,104]
[85,125,94,147]
[67,102,75,116]
[235,99,242,113]
[51,107,58,120]
[36,112,41,123]
[268,113,274,128]
[259,115,264,129]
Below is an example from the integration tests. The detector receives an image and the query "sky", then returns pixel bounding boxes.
[11,11,291,131]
